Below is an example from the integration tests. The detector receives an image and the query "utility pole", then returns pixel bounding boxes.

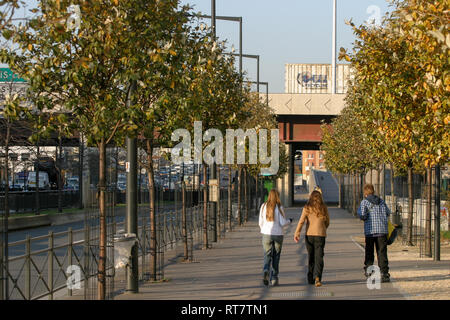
[210,0,218,242]
[332,0,337,94]
[126,81,138,293]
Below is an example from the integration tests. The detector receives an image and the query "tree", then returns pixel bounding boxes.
[0,0,22,33]
[338,0,449,245]
[119,1,199,279]
[3,0,164,299]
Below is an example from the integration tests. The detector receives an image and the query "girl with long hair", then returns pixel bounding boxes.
[294,190,330,287]
[259,189,292,286]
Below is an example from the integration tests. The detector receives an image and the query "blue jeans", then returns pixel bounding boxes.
[262,234,284,280]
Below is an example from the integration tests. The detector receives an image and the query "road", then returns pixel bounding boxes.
[3,203,179,300]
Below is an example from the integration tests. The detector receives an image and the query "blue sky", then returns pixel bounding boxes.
[180,0,393,92]
[8,0,393,93]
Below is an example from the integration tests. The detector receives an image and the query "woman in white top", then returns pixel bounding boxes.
[259,189,292,286]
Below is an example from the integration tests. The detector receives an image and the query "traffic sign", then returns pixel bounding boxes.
[0,68,26,83]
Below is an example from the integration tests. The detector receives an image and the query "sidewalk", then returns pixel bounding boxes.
[115,207,408,300]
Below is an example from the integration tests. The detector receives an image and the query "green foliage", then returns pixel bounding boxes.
[335,0,449,173]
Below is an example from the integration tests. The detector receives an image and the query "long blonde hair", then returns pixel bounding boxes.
[265,189,284,221]
[305,190,328,217]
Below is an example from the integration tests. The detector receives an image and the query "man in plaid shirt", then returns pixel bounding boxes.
[358,183,391,283]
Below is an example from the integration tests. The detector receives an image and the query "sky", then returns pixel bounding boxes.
[180,0,393,92]
[6,0,393,93]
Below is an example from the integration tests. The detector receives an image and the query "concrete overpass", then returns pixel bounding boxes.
[266,93,346,206]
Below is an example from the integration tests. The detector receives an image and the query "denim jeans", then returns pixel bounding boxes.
[305,235,326,282]
[262,234,284,280]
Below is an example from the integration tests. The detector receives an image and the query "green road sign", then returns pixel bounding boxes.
[0,68,26,83]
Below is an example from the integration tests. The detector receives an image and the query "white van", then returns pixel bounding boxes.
[27,171,50,190]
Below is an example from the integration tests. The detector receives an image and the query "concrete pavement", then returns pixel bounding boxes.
[115,207,407,300]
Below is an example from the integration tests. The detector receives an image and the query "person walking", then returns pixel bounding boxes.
[357,183,391,283]
[294,190,330,287]
[259,189,292,286]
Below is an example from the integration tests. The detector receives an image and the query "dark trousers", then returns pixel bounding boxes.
[364,235,389,275]
[305,235,326,282]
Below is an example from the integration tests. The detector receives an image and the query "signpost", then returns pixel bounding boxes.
[0,68,28,103]
[0,68,26,83]
[209,179,218,202]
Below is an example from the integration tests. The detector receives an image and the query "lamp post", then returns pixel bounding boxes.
[197,14,243,77]
[244,81,269,106]
[332,0,337,94]
[125,81,138,293]
[231,53,260,95]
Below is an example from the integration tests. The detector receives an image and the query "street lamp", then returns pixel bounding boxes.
[332,0,337,94]
[244,81,269,106]
[231,53,260,94]
[196,14,243,77]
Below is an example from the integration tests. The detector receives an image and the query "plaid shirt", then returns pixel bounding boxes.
[357,197,391,236]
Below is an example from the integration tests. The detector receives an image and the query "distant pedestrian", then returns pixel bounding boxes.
[357,183,391,283]
[294,190,330,287]
[259,189,292,286]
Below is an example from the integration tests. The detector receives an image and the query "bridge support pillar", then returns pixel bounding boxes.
[277,144,293,207]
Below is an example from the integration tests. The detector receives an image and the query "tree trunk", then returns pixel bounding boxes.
[227,165,232,231]
[376,165,380,196]
[244,167,248,222]
[255,174,259,211]
[202,164,208,249]
[390,164,395,215]
[406,166,414,246]
[35,142,40,215]
[97,139,107,300]
[146,140,157,280]
[4,123,11,298]
[57,135,63,213]
[237,166,242,225]
[425,166,432,257]
[182,179,188,260]
[78,136,84,209]
[216,165,221,239]
[353,172,357,216]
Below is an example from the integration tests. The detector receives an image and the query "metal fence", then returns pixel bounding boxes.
[339,166,449,258]
[0,163,261,300]
[0,190,80,214]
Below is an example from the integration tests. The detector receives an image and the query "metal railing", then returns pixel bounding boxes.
[1,169,261,300]
[339,166,448,258]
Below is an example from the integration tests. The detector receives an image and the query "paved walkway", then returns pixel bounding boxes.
[115,207,407,300]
